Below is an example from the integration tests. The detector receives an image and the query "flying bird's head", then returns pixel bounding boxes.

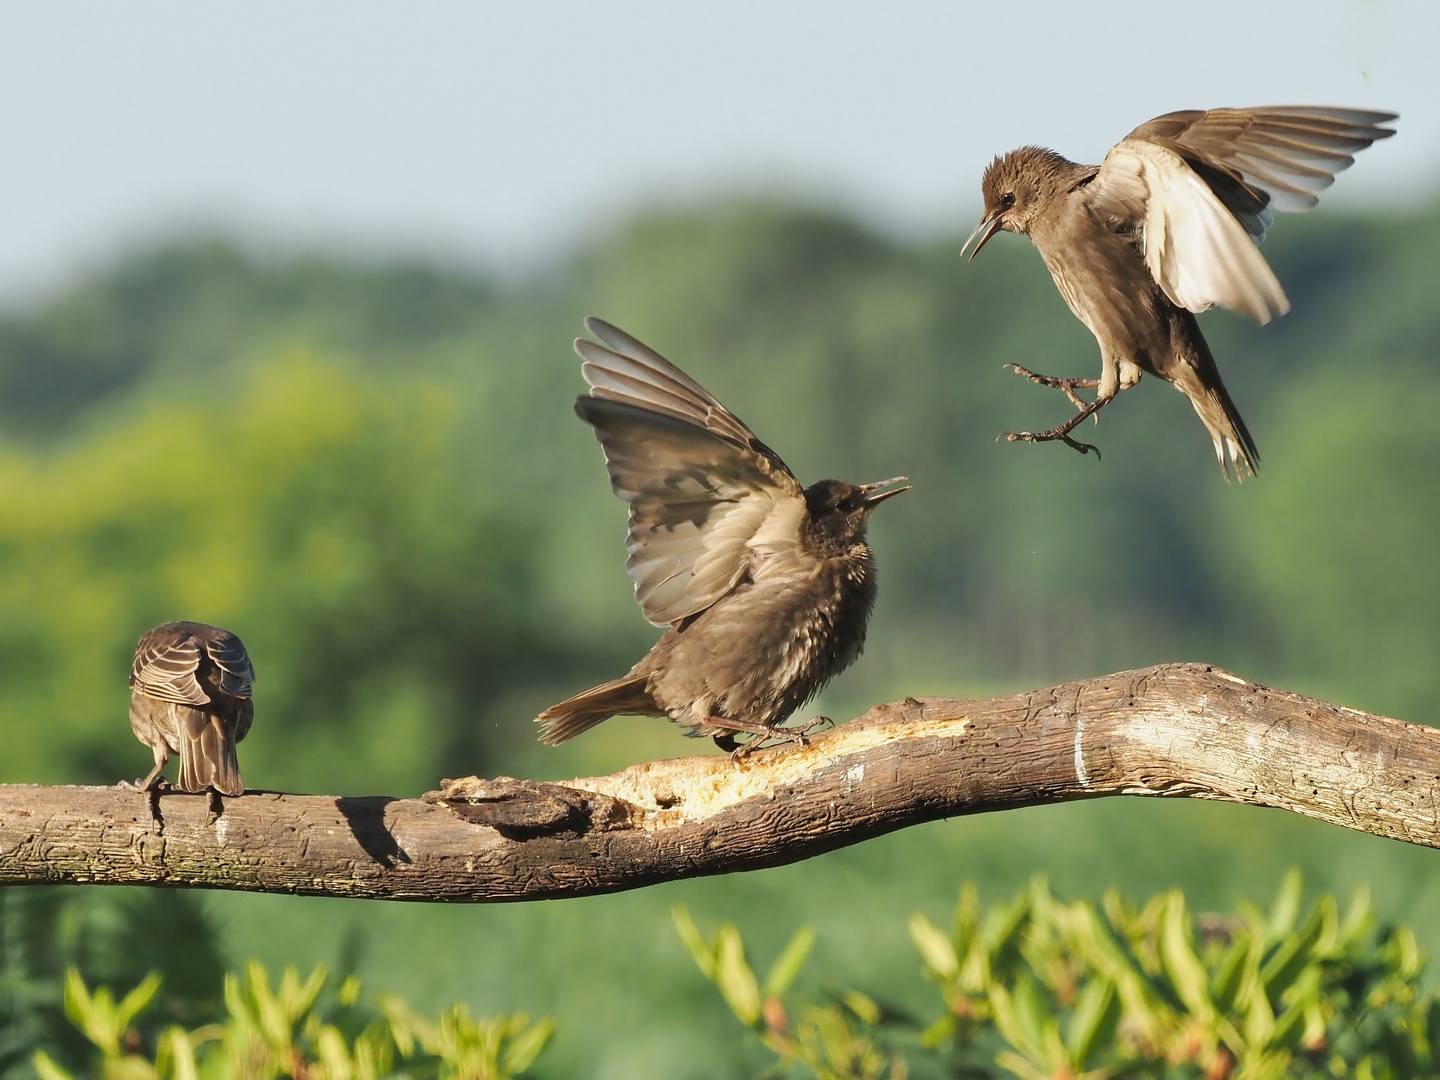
[963,146,1078,259]
[802,476,909,554]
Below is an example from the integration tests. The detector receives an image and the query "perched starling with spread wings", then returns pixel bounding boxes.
[963,106,1396,477]
[536,318,909,752]
[128,621,255,796]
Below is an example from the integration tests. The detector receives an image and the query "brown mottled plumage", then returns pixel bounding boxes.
[128,621,255,796]
[536,318,908,751]
[964,106,1396,478]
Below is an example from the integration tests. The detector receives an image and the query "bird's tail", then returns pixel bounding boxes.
[1173,313,1259,482]
[535,674,661,745]
[177,711,245,797]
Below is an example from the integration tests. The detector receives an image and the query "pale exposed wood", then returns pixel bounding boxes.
[1,663,1436,901]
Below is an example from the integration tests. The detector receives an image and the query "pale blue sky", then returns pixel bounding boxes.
[0,1,1431,297]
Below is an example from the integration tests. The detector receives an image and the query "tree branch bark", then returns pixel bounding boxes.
[1,663,1435,901]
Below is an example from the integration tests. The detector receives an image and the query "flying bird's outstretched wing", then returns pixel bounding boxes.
[575,317,806,627]
[1089,106,1396,324]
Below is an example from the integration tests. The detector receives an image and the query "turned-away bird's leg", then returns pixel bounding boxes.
[117,748,170,793]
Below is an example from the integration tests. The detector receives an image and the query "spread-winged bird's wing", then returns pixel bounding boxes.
[130,621,254,705]
[575,317,806,628]
[1089,106,1396,324]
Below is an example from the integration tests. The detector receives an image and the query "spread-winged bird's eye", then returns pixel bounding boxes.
[1000,192,1016,210]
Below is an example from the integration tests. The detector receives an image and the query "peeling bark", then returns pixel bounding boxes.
[1,663,1436,902]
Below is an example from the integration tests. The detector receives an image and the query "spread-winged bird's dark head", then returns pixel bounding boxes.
[963,146,1084,258]
[802,477,909,555]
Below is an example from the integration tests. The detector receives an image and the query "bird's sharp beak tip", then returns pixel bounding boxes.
[962,215,1004,261]
[861,477,911,506]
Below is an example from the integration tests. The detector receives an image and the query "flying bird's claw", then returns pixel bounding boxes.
[1003,429,1103,459]
[1005,364,1101,412]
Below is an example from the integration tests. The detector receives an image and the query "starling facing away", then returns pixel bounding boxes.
[536,318,909,752]
[128,621,255,796]
[964,106,1396,477]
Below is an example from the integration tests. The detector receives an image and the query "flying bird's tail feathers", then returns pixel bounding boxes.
[1168,311,1258,482]
[177,711,245,797]
[1196,380,1259,483]
[536,674,662,745]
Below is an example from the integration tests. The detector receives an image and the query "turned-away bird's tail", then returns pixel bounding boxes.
[175,704,248,797]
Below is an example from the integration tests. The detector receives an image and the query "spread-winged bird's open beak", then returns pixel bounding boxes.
[859,476,911,507]
[961,213,1005,261]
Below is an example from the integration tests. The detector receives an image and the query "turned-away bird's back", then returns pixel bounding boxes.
[128,620,255,797]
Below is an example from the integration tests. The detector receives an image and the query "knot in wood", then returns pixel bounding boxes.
[426,776,633,837]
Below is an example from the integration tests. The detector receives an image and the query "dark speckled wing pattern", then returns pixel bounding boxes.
[574,317,806,628]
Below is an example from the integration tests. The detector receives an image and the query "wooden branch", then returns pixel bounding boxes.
[2,663,1436,901]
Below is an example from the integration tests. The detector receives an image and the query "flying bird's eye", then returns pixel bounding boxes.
[999,192,1016,210]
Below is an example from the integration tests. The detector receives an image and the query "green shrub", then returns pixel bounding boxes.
[33,962,551,1080]
[677,872,1438,1080]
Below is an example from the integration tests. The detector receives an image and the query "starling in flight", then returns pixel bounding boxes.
[536,318,909,752]
[964,106,1396,477]
[128,621,255,796]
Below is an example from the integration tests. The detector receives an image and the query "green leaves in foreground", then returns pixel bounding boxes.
[680,872,1440,1080]
[34,961,551,1080]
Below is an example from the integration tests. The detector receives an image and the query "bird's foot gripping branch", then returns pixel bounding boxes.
[2,662,1439,901]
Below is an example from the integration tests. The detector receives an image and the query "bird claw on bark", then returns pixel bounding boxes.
[723,716,830,767]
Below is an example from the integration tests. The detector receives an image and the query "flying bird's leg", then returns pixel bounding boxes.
[1005,364,1101,412]
[1002,393,1111,458]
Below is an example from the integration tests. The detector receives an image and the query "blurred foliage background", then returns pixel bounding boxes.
[0,197,1438,1077]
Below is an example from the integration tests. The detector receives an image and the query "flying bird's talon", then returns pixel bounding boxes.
[1007,365,1101,411]
[1004,429,1102,459]
[1063,435,1102,458]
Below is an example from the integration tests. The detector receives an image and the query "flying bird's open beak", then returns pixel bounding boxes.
[961,213,1005,261]
[859,476,911,507]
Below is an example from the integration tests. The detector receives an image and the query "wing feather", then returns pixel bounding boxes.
[203,631,255,698]
[130,628,209,706]
[1124,106,1396,217]
[130,622,254,705]
[1090,105,1394,323]
[573,321,806,627]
